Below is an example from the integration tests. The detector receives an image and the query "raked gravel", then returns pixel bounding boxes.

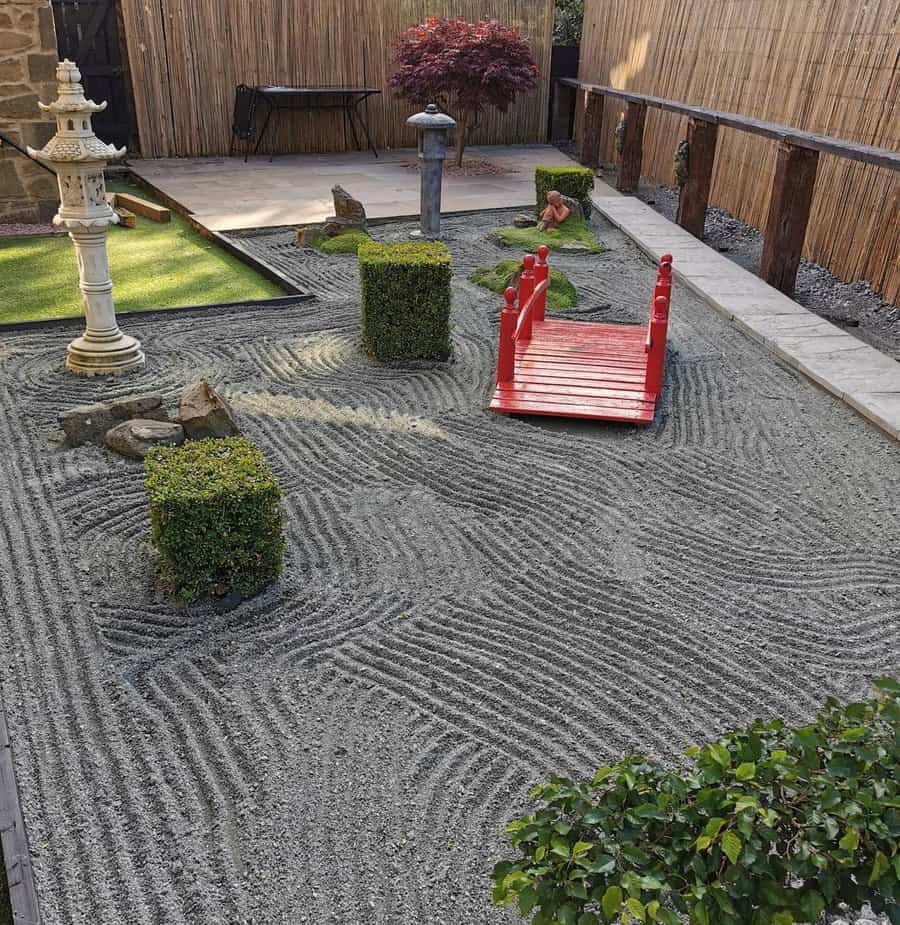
[0,211,898,924]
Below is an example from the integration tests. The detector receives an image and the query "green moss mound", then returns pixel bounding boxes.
[358,241,452,361]
[535,164,594,212]
[315,228,371,255]
[145,437,285,603]
[490,217,604,254]
[470,260,577,310]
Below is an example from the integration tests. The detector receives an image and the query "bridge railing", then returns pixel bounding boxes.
[496,246,550,384]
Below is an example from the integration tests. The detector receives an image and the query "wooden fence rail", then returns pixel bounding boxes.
[556,78,900,296]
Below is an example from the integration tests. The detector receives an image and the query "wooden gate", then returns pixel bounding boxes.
[51,0,133,149]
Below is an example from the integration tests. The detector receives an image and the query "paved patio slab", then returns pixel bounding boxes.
[591,188,900,441]
[129,145,575,232]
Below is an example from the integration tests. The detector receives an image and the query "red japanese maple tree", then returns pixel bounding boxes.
[391,17,541,166]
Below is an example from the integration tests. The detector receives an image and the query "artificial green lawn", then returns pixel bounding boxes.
[469,260,578,309]
[0,180,283,325]
[489,216,604,253]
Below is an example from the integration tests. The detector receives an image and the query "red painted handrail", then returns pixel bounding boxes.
[515,278,551,340]
[496,248,552,384]
[645,254,673,395]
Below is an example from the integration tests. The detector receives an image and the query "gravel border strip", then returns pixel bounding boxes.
[0,294,312,334]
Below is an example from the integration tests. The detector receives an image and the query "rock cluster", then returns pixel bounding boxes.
[59,393,168,445]
[297,184,367,246]
[59,379,239,460]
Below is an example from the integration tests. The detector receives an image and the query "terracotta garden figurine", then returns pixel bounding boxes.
[537,190,571,231]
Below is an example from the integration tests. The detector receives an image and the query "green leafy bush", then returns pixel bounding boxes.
[490,217,603,253]
[145,437,284,602]
[316,228,371,255]
[358,240,452,361]
[469,260,578,309]
[536,165,595,214]
[493,679,900,925]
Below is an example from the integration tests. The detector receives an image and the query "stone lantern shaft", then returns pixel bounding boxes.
[407,104,457,240]
[28,59,144,375]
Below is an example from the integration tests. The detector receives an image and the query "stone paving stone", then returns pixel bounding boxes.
[129,144,576,232]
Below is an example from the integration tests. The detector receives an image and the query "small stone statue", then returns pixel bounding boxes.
[537,190,571,231]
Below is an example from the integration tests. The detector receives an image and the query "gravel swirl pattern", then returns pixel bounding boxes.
[0,211,898,924]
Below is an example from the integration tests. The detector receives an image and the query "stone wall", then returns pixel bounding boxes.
[0,0,58,224]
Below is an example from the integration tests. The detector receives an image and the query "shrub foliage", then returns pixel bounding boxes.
[391,17,540,166]
[358,241,452,361]
[145,437,284,602]
[536,165,595,213]
[493,680,900,925]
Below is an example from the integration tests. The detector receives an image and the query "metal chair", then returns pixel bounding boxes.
[229,84,258,161]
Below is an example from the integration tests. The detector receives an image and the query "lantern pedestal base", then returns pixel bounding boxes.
[65,330,145,376]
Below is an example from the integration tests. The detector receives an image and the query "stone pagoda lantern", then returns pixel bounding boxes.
[407,104,456,239]
[28,59,144,375]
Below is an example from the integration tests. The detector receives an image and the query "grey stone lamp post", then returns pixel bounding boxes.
[28,59,144,375]
[406,104,456,239]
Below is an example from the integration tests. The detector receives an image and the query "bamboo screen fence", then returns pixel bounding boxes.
[118,0,554,160]
[578,0,900,302]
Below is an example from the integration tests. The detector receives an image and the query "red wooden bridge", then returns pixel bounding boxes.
[489,246,673,423]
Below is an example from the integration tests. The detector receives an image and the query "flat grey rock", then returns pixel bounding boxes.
[104,419,185,459]
[60,392,167,446]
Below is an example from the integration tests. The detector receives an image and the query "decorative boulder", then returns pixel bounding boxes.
[105,419,185,459]
[60,392,168,446]
[297,224,327,247]
[331,184,366,226]
[513,213,537,228]
[177,380,239,439]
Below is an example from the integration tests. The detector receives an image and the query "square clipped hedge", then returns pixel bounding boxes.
[535,165,595,214]
[145,437,284,602]
[358,240,452,361]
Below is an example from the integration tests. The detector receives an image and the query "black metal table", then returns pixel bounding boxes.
[252,86,381,160]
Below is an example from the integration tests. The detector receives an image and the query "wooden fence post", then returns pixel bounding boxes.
[616,101,647,193]
[675,118,719,239]
[550,81,576,142]
[580,90,604,169]
[760,142,819,295]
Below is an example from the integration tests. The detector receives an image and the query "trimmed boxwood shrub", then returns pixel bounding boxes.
[358,240,452,361]
[493,679,900,925]
[536,165,595,214]
[145,437,284,602]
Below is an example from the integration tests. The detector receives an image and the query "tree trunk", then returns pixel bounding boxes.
[455,110,469,167]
